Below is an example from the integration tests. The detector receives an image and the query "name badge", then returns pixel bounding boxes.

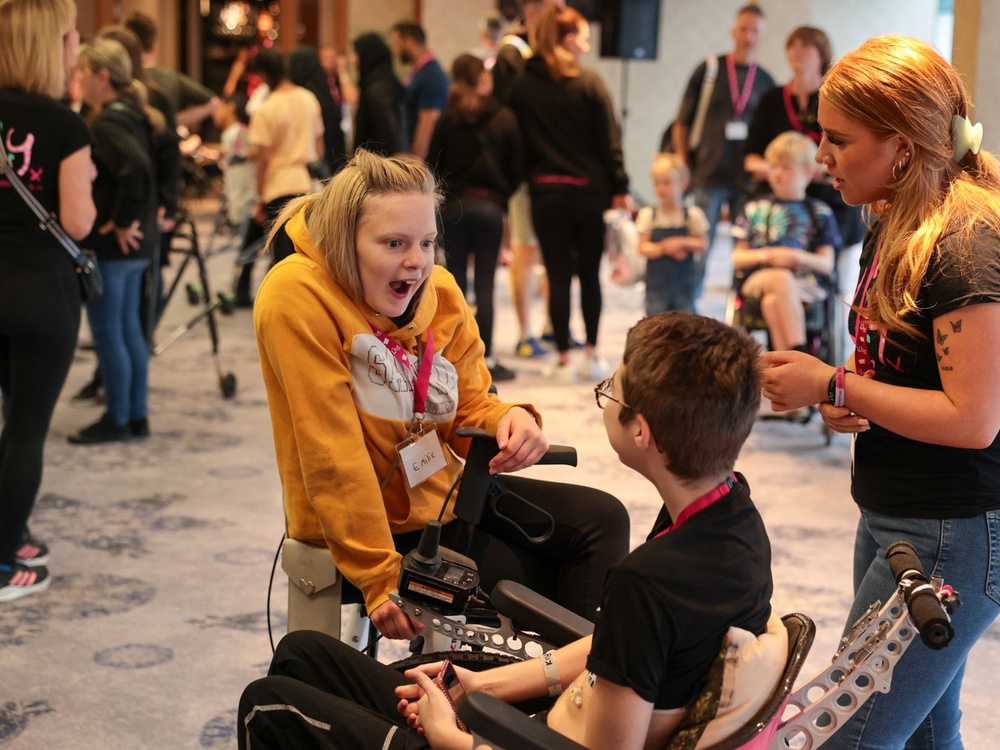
[398,428,448,488]
[725,120,748,141]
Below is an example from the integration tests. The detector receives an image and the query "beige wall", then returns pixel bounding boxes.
[421,0,495,74]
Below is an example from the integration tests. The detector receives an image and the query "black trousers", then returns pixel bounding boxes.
[0,257,81,567]
[239,631,428,749]
[235,195,300,300]
[384,474,629,621]
[530,191,609,353]
[441,200,505,357]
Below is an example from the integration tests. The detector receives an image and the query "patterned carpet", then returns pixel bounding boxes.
[2,200,998,749]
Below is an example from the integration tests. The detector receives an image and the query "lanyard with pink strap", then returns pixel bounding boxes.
[726,54,758,119]
[654,474,737,538]
[369,324,435,420]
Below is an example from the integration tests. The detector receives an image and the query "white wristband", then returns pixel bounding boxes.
[541,650,562,697]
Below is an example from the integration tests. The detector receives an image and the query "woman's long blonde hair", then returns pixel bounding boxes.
[77,38,166,133]
[0,0,77,98]
[266,149,442,305]
[822,35,1000,338]
[531,4,586,81]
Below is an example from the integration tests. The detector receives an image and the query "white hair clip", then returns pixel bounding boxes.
[951,114,983,162]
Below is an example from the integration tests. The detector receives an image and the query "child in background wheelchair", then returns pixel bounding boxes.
[729,132,842,421]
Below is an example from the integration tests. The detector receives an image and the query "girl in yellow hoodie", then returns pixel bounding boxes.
[254,149,628,639]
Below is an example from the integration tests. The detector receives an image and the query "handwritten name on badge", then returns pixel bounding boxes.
[400,429,448,488]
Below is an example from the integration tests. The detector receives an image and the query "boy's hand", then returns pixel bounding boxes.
[404,670,470,747]
[490,407,548,474]
[764,247,801,269]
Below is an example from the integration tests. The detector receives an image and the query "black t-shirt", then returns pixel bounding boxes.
[850,223,1000,517]
[586,476,772,709]
[675,55,774,190]
[0,89,91,262]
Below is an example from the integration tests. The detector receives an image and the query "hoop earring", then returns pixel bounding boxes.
[892,151,912,181]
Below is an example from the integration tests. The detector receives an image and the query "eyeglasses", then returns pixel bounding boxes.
[594,377,631,410]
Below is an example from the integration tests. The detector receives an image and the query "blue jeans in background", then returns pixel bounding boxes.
[86,257,151,426]
[822,508,1000,750]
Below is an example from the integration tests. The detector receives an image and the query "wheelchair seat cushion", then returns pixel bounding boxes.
[666,612,788,749]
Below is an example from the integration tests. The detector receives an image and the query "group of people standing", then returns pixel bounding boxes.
[0,1,187,601]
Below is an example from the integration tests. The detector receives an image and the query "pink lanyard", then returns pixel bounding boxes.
[853,241,884,375]
[726,54,757,119]
[782,85,821,144]
[369,325,435,415]
[654,475,737,538]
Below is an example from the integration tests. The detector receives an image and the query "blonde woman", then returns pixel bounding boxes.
[761,36,1000,748]
[0,0,95,601]
[68,39,177,444]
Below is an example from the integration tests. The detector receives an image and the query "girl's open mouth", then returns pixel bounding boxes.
[390,280,414,296]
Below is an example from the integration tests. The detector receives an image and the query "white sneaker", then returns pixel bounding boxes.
[542,361,576,383]
[577,355,609,383]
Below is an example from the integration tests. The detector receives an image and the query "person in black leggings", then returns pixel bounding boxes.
[0,0,96,602]
[508,5,631,381]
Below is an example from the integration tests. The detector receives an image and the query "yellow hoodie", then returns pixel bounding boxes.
[254,209,540,614]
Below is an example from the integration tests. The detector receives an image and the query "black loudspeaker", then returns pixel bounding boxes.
[599,0,661,60]
[566,0,603,21]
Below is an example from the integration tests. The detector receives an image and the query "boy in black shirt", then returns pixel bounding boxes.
[238,312,779,750]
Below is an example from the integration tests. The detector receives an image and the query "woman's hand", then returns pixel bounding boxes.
[818,403,870,433]
[490,407,549,475]
[759,350,833,411]
[99,219,143,254]
[369,599,423,641]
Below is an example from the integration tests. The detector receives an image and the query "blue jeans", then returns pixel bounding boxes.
[822,508,1000,750]
[690,185,746,302]
[86,258,151,426]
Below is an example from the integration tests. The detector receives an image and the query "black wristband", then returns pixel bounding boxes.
[827,372,837,405]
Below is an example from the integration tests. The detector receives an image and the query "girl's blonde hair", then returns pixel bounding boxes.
[0,0,77,98]
[821,35,1000,338]
[77,38,166,133]
[531,4,586,81]
[651,153,689,185]
[266,149,443,305]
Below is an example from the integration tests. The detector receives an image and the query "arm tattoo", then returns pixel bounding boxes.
[937,320,962,371]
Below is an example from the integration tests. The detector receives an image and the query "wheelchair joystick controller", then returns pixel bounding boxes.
[410,521,443,570]
[398,522,480,616]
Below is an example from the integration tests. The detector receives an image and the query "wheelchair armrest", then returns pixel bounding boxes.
[455,426,577,467]
[458,692,585,750]
[491,580,594,646]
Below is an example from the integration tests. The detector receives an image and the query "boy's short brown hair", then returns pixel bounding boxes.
[619,313,760,481]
